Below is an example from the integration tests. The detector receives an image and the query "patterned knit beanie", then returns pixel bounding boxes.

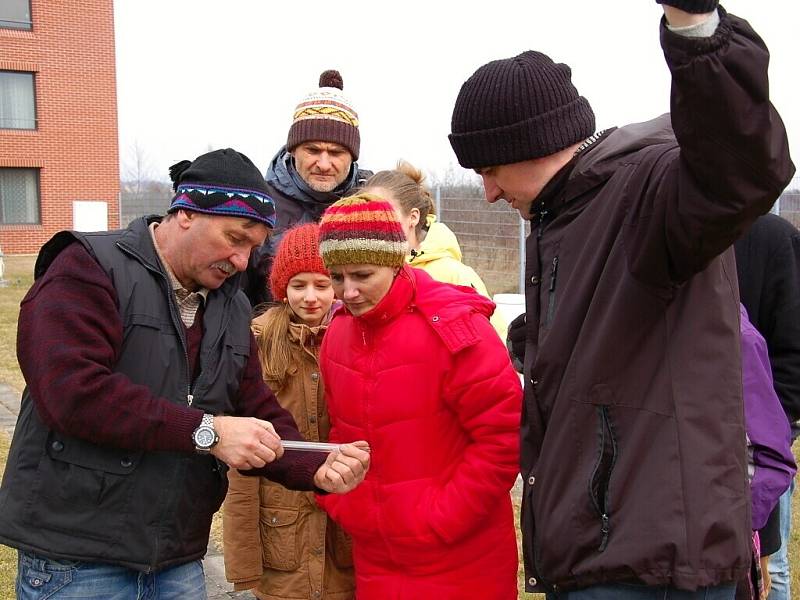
[269,223,328,301]
[167,148,276,227]
[319,193,408,268]
[449,51,595,169]
[287,70,361,160]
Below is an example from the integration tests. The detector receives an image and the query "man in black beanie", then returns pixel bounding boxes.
[0,148,370,599]
[450,3,795,599]
[243,69,372,309]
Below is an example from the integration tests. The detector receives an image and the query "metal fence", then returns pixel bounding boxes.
[116,175,800,298]
[437,188,526,296]
[774,175,800,227]
[436,174,800,297]
[120,195,171,227]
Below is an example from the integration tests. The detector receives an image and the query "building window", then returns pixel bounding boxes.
[0,71,36,129]
[0,168,40,224]
[0,0,31,30]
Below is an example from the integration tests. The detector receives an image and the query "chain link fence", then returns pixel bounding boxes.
[116,175,800,298]
[436,175,800,298]
[774,175,800,228]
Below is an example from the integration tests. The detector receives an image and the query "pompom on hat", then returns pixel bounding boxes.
[269,223,328,301]
[319,193,408,268]
[287,69,361,160]
[167,148,276,227]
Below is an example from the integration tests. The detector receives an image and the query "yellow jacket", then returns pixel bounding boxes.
[409,219,508,340]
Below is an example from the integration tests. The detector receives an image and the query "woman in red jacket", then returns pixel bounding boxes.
[316,193,522,600]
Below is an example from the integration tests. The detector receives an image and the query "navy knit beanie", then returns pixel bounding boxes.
[167,148,276,228]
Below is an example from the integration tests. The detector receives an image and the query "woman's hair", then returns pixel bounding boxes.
[365,160,436,239]
[253,303,294,394]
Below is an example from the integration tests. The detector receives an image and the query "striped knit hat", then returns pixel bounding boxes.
[287,70,360,160]
[319,193,408,268]
[269,223,328,301]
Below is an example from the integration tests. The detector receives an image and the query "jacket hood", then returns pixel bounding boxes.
[409,220,463,266]
[575,115,674,181]
[533,115,676,218]
[409,266,495,324]
[265,146,364,207]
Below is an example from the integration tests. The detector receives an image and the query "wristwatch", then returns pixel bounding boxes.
[192,414,219,453]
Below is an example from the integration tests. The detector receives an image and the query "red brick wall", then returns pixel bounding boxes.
[0,0,119,255]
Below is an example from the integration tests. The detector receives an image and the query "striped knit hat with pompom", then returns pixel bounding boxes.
[287,69,361,160]
[318,193,408,268]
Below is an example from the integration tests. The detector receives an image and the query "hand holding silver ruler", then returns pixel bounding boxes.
[281,440,369,453]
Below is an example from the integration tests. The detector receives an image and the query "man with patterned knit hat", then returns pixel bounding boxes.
[244,69,372,308]
[0,148,370,599]
[449,2,795,599]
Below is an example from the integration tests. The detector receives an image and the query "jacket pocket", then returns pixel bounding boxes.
[29,433,141,541]
[328,519,353,569]
[260,507,300,572]
[589,405,617,552]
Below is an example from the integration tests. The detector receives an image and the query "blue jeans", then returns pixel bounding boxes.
[768,476,795,600]
[16,551,207,599]
[545,582,736,600]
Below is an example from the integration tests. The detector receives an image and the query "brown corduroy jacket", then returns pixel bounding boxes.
[223,313,354,600]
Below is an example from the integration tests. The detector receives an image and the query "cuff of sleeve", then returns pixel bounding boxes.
[666,8,719,37]
[232,579,261,591]
[657,0,717,13]
[244,451,328,492]
[162,403,205,452]
[660,6,731,64]
[283,451,328,492]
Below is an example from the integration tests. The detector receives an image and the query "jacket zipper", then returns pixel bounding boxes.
[545,256,559,327]
[589,405,617,552]
[535,204,549,240]
[522,471,555,593]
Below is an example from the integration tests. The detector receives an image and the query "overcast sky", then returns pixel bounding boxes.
[114,0,800,185]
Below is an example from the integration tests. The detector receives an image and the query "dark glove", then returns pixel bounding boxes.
[507,313,527,374]
[655,0,718,13]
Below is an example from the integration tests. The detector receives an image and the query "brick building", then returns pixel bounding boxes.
[0,0,119,255]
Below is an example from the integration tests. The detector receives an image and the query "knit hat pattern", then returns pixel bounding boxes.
[167,148,276,227]
[319,194,408,268]
[269,223,328,301]
[449,51,595,169]
[287,70,361,160]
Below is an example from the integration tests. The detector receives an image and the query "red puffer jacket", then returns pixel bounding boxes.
[318,266,522,600]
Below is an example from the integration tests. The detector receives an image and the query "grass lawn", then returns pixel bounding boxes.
[0,255,797,598]
[0,255,35,393]
[0,431,15,598]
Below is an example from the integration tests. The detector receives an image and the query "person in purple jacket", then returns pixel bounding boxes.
[739,304,796,599]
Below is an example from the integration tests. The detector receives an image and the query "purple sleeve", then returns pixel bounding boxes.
[234,336,327,490]
[17,242,204,452]
[740,305,797,530]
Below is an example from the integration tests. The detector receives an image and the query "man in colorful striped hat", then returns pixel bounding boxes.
[244,69,373,308]
[0,148,370,599]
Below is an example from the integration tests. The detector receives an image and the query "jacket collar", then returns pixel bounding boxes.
[350,266,415,326]
[116,216,244,300]
[265,145,363,207]
[288,317,328,348]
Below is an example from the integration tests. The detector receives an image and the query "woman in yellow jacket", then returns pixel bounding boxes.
[222,223,354,600]
[364,161,507,340]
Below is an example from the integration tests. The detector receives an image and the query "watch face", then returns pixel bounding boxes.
[195,427,215,448]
